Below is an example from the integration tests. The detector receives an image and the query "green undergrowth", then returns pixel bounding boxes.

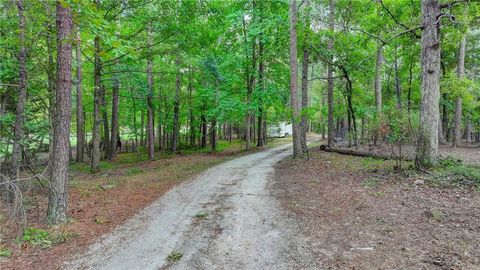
[428,157,480,188]
[0,247,12,257]
[18,227,78,249]
[166,250,183,263]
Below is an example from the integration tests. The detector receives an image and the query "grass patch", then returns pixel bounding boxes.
[0,247,11,257]
[126,167,143,176]
[371,191,385,197]
[20,227,78,249]
[428,158,480,188]
[424,209,445,222]
[194,211,208,219]
[361,157,386,170]
[363,177,381,188]
[70,161,116,173]
[166,250,183,263]
[94,216,106,224]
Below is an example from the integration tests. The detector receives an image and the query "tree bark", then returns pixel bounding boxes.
[394,46,402,109]
[256,29,265,147]
[374,47,383,145]
[109,61,119,160]
[375,48,383,112]
[466,117,472,143]
[47,1,72,224]
[131,88,138,151]
[289,0,302,157]
[188,71,195,147]
[453,97,462,147]
[75,26,85,163]
[9,0,27,204]
[416,0,441,168]
[201,115,207,148]
[256,1,265,147]
[453,35,465,147]
[91,0,102,173]
[140,110,145,147]
[172,54,181,153]
[45,7,56,165]
[146,31,155,160]
[242,9,256,151]
[300,0,310,153]
[101,84,110,159]
[157,82,163,150]
[327,0,335,147]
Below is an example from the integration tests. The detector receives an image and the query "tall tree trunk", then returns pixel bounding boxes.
[242,10,255,151]
[256,1,265,147]
[157,82,163,150]
[407,59,413,113]
[109,62,119,160]
[394,46,402,109]
[131,88,138,151]
[453,97,462,147]
[289,0,302,157]
[211,83,219,151]
[453,35,466,147]
[327,0,335,147]
[101,84,110,158]
[45,8,56,165]
[416,0,441,168]
[256,33,264,147]
[91,0,102,173]
[140,110,145,147]
[375,49,383,112]
[9,0,27,204]
[374,48,383,145]
[465,117,472,143]
[47,1,72,224]
[146,31,155,160]
[188,72,195,147]
[201,115,207,148]
[172,54,181,153]
[441,94,448,139]
[300,0,310,153]
[75,26,84,162]
[211,119,217,151]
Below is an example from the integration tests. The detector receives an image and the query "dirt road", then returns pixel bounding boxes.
[66,143,317,270]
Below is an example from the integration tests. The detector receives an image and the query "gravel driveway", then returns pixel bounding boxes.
[65,143,317,270]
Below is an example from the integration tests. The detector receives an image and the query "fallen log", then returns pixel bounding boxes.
[319,145,413,161]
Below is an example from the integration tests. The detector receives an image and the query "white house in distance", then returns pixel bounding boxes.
[267,122,292,138]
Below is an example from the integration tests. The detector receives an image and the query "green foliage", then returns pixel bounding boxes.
[0,247,12,257]
[363,177,381,189]
[430,158,480,188]
[20,228,77,249]
[166,250,183,263]
[194,211,208,219]
[126,167,144,176]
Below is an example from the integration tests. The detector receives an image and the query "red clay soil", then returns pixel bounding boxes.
[0,152,238,270]
[273,150,480,269]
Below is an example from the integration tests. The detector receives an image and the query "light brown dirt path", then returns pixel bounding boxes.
[65,143,317,270]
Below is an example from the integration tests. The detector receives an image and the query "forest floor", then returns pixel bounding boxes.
[0,138,290,270]
[62,141,318,270]
[333,142,480,166]
[274,146,480,269]
[2,138,478,269]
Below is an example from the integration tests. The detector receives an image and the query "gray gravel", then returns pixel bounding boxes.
[65,143,318,270]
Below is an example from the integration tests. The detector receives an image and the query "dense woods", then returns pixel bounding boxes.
[0,0,479,263]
